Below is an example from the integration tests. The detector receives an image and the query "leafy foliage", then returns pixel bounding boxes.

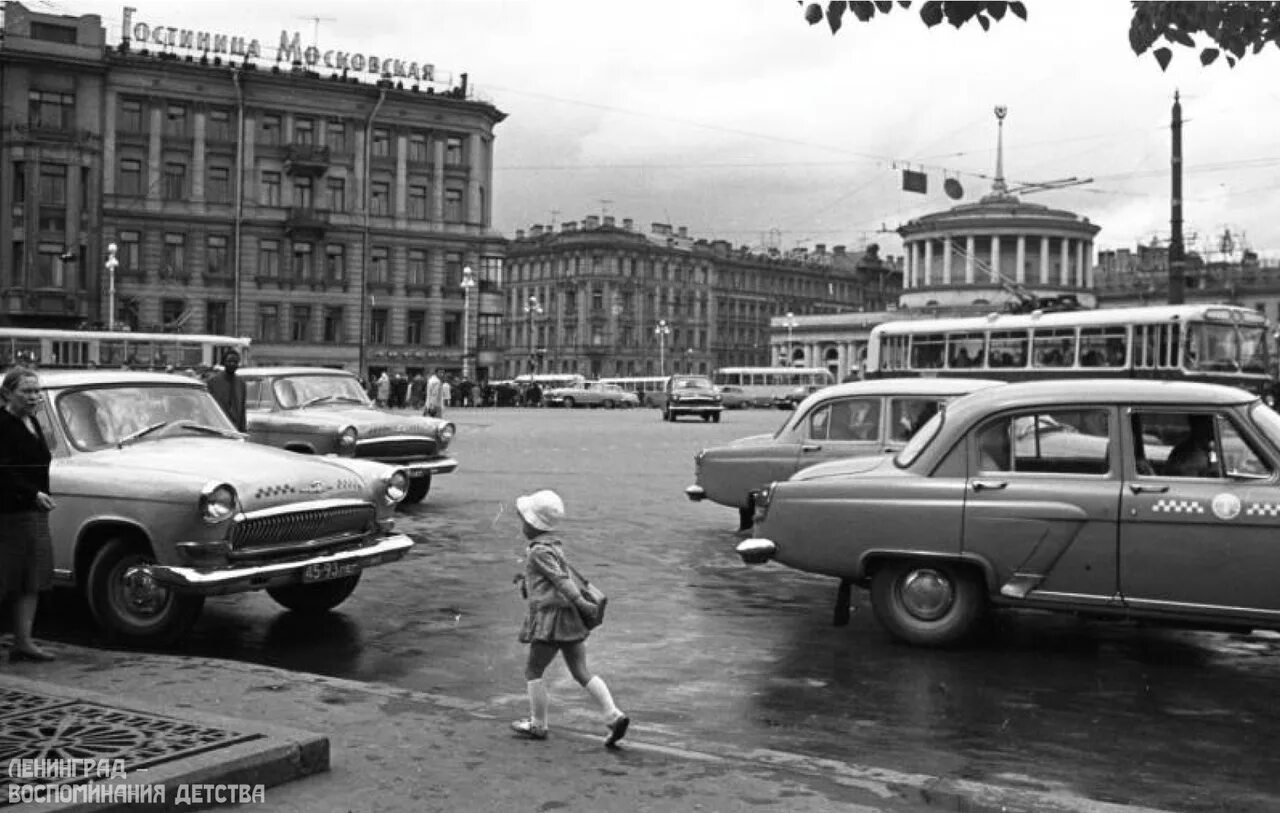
[801,1,1280,69]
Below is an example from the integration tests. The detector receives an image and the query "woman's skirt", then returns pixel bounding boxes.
[0,511,54,599]
[518,604,588,644]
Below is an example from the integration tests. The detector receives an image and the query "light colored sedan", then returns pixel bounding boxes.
[686,378,1004,530]
[543,381,640,409]
[716,386,753,410]
[36,370,414,646]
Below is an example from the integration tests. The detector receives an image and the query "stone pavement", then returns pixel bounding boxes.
[0,643,1176,813]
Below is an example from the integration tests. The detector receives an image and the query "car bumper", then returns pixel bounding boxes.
[685,485,706,501]
[404,458,458,478]
[668,404,723,413]
[142,533,415,596]
[736,537,776,564]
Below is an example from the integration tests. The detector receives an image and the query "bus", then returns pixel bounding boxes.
[598,376,670,408]
[712,366,837,408]
[0,327,251,372]
[866,303,1272,395]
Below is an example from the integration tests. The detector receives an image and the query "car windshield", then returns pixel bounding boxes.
[275,375,371,408]
[675,377,713,389]
[56,385,236,452]
[893,408,945,468]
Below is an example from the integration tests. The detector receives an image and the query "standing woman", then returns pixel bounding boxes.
[0,367,57,661]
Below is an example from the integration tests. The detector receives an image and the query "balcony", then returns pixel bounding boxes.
[284,207,330,238]
[284,144,331,177]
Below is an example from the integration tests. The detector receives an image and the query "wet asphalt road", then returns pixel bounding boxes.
[37,406,1280,812]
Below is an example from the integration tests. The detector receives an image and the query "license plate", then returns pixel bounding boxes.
[301,561,363,584]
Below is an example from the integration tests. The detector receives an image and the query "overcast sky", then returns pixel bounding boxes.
[49,0,1280,261]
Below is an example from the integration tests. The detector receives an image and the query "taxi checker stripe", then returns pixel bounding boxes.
[1245,503,1280,516]
[1151,499,1204,513]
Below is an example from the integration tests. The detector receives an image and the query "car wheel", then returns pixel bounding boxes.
[702,414,711,422]
[267,574,361,614]
[662,409,672,422]
[712,413,721,423]
[563,397,576,409]
[870,560,985,647]
[403,475,431,505]
[603,400,616,410]
[86,537,205,646]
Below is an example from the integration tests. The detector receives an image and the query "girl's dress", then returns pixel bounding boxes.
[518,537,589,643]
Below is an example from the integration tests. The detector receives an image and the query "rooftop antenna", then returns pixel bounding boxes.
[298,15,337,49]
[549,209,561,230]
[599,199,613,218]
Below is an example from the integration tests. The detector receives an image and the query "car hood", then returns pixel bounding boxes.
[275,405,444,436]
[72,438,374,502]
[790,452,899,481]
[728,433,775,447]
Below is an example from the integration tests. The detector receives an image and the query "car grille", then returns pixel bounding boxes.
[230,503,375,552]
[355,437,436,460]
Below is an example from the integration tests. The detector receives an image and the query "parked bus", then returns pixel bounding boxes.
[711,366,836,408]
[866,304,1272,394]
[0,327,251,372]
[599,376,670,407]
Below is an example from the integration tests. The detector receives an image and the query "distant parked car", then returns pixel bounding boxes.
[737,379,1280,647]
[236,367,457,505]
[543,381,641,409]
[687,378,1003,530]
[34,370,414,646]
[773,384,825,410]
[663,375,724,422]
[716,385,753,410]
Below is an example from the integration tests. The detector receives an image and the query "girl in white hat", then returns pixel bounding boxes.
[511,489,629,747]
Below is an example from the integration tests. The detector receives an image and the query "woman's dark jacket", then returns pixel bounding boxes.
[0,409,51,513]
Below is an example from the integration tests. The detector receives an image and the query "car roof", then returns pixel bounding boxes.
[948,378,1257,416]
[816,377,1005,398]
[33,370,203,388]
[237,367,354,377]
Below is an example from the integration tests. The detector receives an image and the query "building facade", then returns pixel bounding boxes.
[503,215,901,379]
[1096,240,1280,321]
[1,2,507,381]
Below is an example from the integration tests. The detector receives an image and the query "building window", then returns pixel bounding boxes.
[326,244,345,281]
[165,104,188,137]
[480,255,503,287]
[34,244,66,288]
[119,158,143,196]
[408,249,427,286]
[370,181,390,216]
[370,246,389,285]
[162,162,186,200]
[408,185,428,219]
[444,188,463,222]
[259,304,280,342]
[163,233,186,275]
[161,299,186,329]
[369,308,388,344]
[11,162,25,204]
[29,21,77,43]
[292,242,314,280]
[206,300,229,335]
[326,119,347,153]
[119,231,141,273]
[200,235,226,277]
[207,107,233,142]
[371,128,391,158]
[443,312,460,347]
[323,307,344,343]
[327,178,345,212]
[38,165,67,204]
[444,252,462,289]
[207,165,231,203]
[261,171,281,206]
[407,310,425,345]
[294,117,315,145]
[119,98,144,133]
[445,136,463,165]
[260,113,281,145]
[293,177,313,208]
[408,133,428,163]
[290,305,311,342]
[259,239,280,278]
[28,90,74,130]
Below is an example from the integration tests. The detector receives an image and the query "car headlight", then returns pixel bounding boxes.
[383,469,408,504]
[200,482,238,524]
[338,426,358,455]
[437,422,455,447]
[752,485,773,522]
[712,395,722,403]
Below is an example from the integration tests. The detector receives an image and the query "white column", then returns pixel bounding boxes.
[965,236,975,284]
[990,235,1001,282]
[1060,238,1071,286]
[1075,239,1086,287]
[467,133,483,225]
[1085,241,1094,288]
[923,240,934,287]
[902,242,912,289]
[942,236,953,285]
[1015,235,1026,284]
[1039,236,1050,284]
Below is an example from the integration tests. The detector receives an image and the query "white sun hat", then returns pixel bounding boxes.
[516,490,565,532]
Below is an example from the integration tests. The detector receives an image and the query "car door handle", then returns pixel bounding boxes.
[971,479,1008,492]
[801,444,822,453]
[1128,483,1169,494]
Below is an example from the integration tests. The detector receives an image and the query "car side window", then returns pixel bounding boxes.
[1133,412,1220,478]
[1220,419,1272,478]
[807,404,831,440]
[974,409,1110,475]
[891,398,939,442]
[243,378,267,411]
[825,398,881,441]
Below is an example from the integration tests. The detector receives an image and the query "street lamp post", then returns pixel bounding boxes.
[460,265,476,380]
[654,319,671,375]
[523,294,543,375]
[783,311,798,367]
[105,243,119,331]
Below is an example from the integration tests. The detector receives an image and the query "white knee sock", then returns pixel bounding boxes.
[584,675,622,721]
[527,679,549,728]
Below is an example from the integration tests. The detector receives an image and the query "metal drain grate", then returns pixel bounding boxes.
[0,696,262,803]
